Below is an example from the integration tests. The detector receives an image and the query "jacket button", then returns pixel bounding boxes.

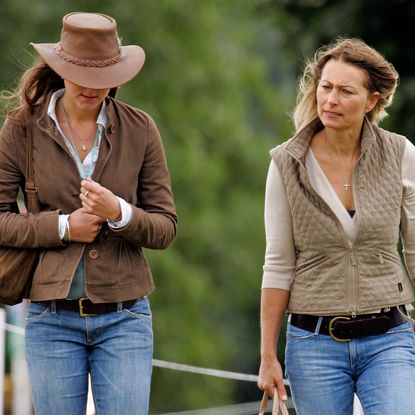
[109,124,116,134]
[89,249,99,260]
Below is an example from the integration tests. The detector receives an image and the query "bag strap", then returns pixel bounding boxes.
[258,389,289,415]
[24,112,40,214]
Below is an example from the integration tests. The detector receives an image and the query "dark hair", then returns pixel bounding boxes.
[1,58,118,118]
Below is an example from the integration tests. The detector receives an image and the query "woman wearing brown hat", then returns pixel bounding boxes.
[0,12,177,414]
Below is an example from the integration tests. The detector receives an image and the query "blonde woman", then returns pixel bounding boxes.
[258,38,415,414]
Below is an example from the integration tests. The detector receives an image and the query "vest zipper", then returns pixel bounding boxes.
[350,249,357,266]
[347,166,361,316]
[297,155,360,315]
[347,248,358,317]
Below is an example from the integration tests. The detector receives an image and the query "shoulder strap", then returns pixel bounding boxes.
[25,112,40,214]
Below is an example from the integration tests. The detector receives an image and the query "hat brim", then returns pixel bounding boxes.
[31,42,145,89]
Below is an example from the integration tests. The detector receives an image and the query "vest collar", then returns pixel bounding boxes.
[285,116,377,164]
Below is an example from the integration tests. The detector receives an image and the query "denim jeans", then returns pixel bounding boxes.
[25,297,153,415]
[285,321,415,415]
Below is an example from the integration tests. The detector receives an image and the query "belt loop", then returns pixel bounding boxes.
[117,302,123,313]
[314,316,323,334]
[397,305,415,326]
[50,300,57,315]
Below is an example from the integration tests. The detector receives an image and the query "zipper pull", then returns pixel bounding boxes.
[378,254,384,264]
[350,306,357,318]
[350,250,357,266]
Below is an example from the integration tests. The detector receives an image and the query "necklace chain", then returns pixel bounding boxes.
[60,99,100,178]
[61,101,96,152]
[323,133,359,192]
[342,149,358,191]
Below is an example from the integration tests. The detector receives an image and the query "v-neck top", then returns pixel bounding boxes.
[306,148,357,244]
[262,139,415,292]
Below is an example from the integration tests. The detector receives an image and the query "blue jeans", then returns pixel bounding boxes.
[285,321,415,415]
[25,297,153,415]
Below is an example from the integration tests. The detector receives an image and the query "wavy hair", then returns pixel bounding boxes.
[1,58,118,119]
[292,37,399,132]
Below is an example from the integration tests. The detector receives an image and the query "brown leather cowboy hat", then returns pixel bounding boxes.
[31,12,145,89]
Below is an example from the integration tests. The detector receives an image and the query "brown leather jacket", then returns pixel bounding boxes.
[0,95,177,302]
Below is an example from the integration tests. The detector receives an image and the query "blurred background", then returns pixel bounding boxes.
[0,0,414,413]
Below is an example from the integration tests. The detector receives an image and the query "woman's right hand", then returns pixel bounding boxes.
[258,356,287,403]
[68,207,106,243]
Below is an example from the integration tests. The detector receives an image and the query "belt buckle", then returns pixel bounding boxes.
[328,316,351,342]
[79,297,96,317]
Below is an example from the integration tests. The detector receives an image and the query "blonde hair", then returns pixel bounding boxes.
[292,37,399,132]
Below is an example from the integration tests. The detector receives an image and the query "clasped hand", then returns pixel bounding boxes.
[67,179,122,243]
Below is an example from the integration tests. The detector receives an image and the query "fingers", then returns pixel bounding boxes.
[80,179,100,199]
[82,178,100,189]
[271,388,289,415]
[70,207,106,224]
[80,180,102,212]
[68,208,106,243]
[258,380,275,398]
[267,385,277,399]
[79,180,121,221]
[258,380,287,404]
[276,380,288,402]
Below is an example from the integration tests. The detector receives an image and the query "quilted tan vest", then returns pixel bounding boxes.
[272,118,414,315]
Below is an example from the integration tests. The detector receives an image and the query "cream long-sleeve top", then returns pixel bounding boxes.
[262,139,415,292]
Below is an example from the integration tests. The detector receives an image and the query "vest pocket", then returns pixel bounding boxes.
[375,250,401,266]
[295,254,326,277]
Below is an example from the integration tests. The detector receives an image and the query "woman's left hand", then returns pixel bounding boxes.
[80,179,122,221]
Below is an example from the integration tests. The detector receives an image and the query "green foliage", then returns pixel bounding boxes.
[115,2,290,411]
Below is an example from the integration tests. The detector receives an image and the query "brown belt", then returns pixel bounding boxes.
[290,306,407,342]
[34,297,138,317]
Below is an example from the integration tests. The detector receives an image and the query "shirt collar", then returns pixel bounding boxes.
[47,88,108,130]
